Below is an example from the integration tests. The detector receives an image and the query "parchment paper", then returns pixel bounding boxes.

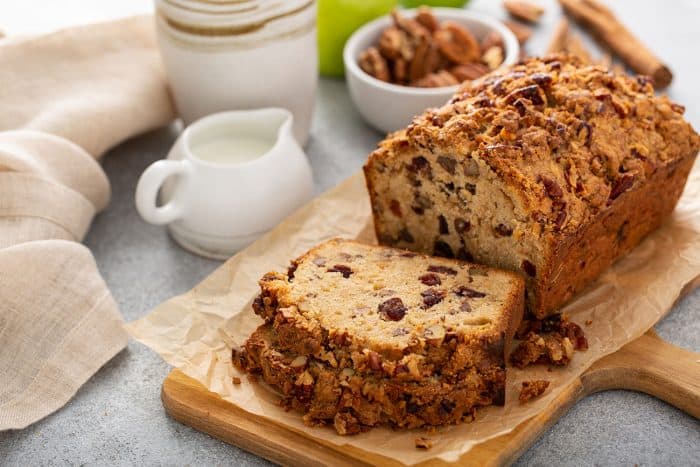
[127,163,700,465]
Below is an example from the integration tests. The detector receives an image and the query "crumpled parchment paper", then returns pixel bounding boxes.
[127,163,700,465]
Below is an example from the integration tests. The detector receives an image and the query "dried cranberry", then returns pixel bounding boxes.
[454,218,471,234]
[368,351,382,371]
[454,286,486,298]
[419,273,441,286]
[541,313,562,333]
[495,224,513,237]
[421,288,446,309]
[407,156,430,174]
[427,265,458,275]
[327,264,353,278]
[406,401,420,413]
[439,400,456,415]
[389,199,402,217]
[287,262,298,280]
[437,156,457,175]
[433,240,454,258]
[540,176,563,199]
[608,174,635,202]
[521,260,537,277]
[252,295,264,313]
[398,228,415,243]
[505,85,544,106]
[474,96,494,107]
[438,215,449,235]
[531,72,552,87]
[379,297,407,321]
[457,247,473,262]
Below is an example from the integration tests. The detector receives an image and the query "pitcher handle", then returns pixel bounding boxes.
[135,160,189,225]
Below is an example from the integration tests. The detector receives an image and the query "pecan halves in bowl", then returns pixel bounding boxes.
[450,63,490,81]
[434,22,482,65]
[379,26,413,61]
[414,6,439,33]
[409,39,441,82]
[359,47,390,82]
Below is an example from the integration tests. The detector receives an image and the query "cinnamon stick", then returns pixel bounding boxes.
[503,0,544,24]
[504,20,533,45]
[559,0,672,88]
[546,18,569,54]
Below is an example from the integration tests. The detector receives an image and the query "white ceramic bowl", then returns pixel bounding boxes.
[344,8,520,134]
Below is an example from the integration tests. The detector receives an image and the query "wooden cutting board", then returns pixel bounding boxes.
[161,330,700,466]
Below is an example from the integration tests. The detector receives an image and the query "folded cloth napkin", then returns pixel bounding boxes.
[0,16,174,430]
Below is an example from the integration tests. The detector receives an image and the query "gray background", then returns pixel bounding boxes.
[1,0,699,465]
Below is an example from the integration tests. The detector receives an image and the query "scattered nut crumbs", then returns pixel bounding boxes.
[415,436,433,450]
[511,313,588,368]
[519,380,550,404]
[232,376,241,385]
[585,319,593,325]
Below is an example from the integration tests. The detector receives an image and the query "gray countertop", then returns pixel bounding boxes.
[1,0,699,465]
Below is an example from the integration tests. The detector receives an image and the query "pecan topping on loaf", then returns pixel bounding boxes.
[365,55,699,318]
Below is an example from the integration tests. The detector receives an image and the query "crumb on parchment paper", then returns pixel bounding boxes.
[519,380,550,404]
[415,436,433,450]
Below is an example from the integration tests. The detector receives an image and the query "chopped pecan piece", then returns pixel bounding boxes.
[519,379,550,404]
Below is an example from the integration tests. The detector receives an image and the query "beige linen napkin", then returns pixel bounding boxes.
[0,16,174,430]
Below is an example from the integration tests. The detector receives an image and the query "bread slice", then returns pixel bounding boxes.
[253,239,524,374]
[238,239,524,432]
[364,55,699,318]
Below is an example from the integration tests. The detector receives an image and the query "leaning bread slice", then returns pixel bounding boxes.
[250,238,524,397]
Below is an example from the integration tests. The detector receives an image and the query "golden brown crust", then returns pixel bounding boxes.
[364,55,700,317]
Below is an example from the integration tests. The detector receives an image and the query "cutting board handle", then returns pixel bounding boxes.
[582,331,700,418]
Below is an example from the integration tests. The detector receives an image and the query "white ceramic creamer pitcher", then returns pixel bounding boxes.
[135,109,313,259]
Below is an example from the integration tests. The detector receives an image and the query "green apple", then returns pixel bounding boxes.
[318,0,398,77]
[399,0,470,7]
